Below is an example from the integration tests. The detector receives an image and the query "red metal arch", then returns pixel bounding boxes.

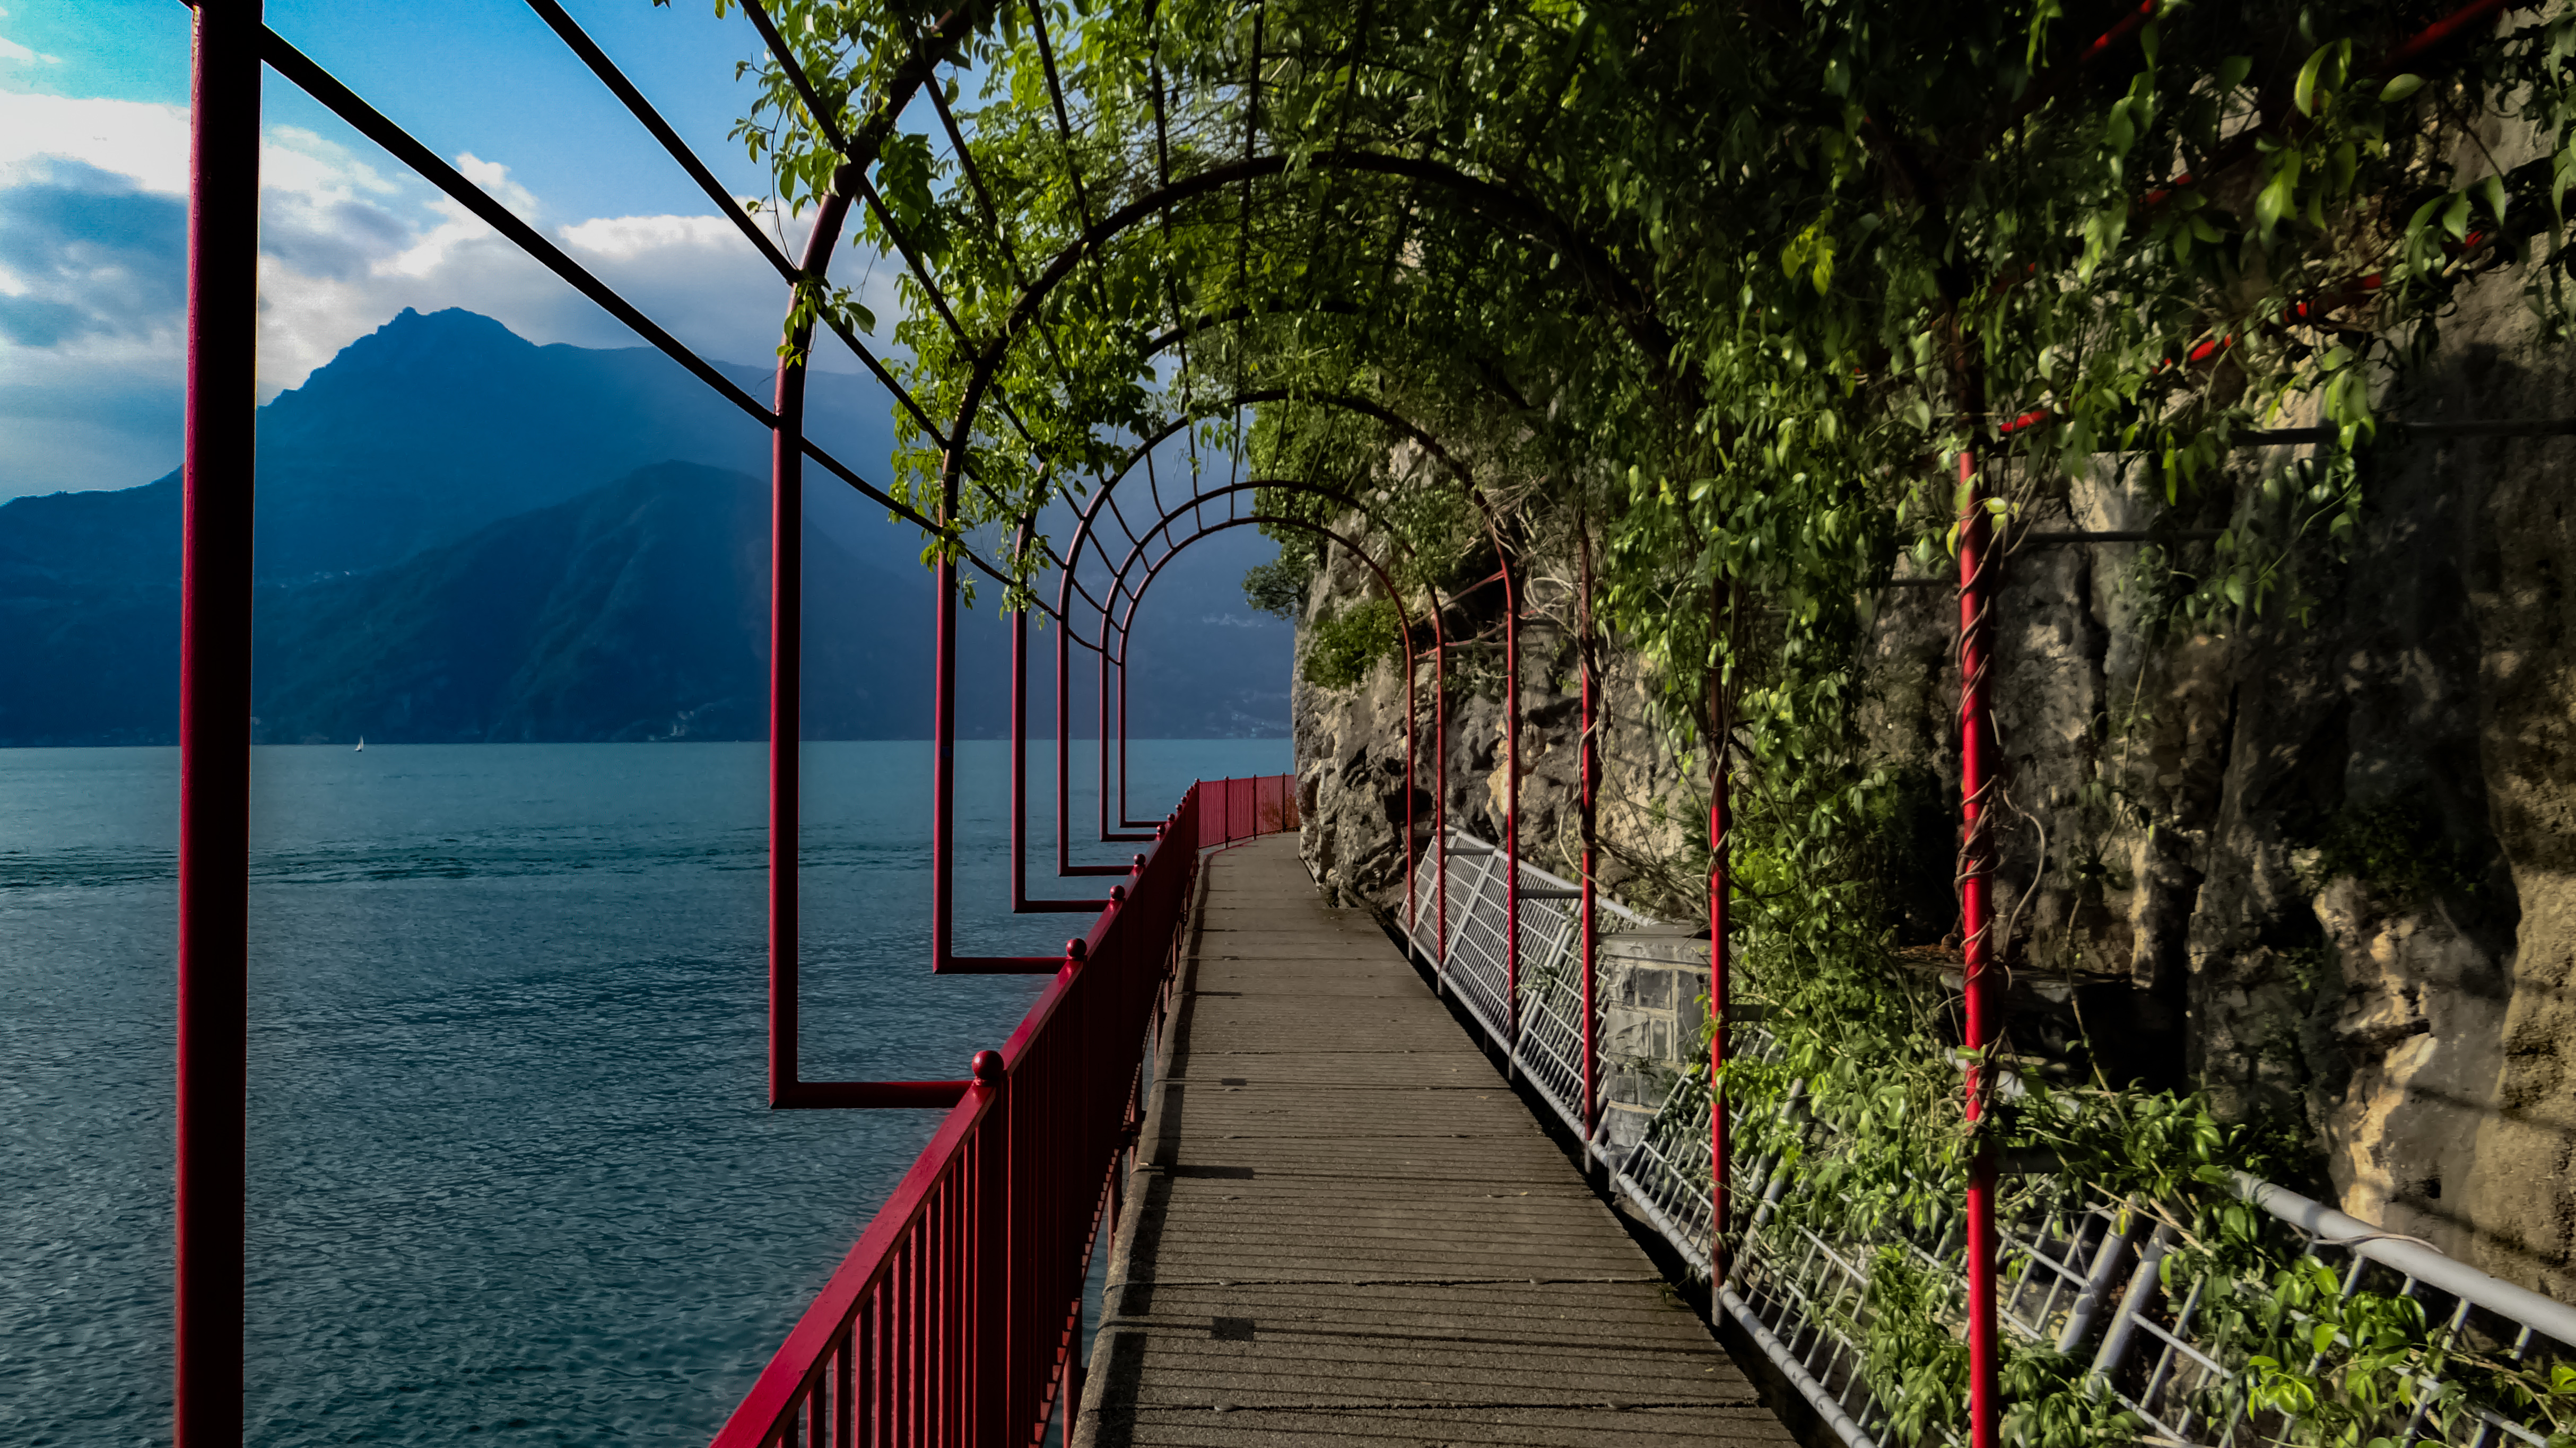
[1084,482,1438,829]
[1030,386,1533,1043]
[1025,477,1440,905]
[1099,511,1433,933]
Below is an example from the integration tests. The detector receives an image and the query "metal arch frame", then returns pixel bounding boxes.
[928,147,1678,532]
[1017,476,1444,912]
[1087,484,1440,855]
[1087,479,1427,831]
[172,7,1673,1438]
[176,2,1030,1435]
[1099,510,1434,931]
[954,495,1433,967]
[169,2,2545,1442]
[1063,474,1594,1113]
[1027,381,1533,1046]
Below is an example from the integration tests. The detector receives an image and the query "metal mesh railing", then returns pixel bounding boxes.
[1400,829,2576,1448]
[1404,831,1647,1144]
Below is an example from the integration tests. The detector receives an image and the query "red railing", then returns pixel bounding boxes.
[1196,773,1299,849]
[712,776,1296,1448]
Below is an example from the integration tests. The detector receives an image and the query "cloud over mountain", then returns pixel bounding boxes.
[0,84,897,499]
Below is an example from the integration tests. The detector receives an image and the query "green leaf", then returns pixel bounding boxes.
[2294,43,2331,117]
[2256,170,2295,241]
[2406,194,2446,247]
[2380,73,2425,103]
[2444,191,2473,240]
[2482,172,2510,225]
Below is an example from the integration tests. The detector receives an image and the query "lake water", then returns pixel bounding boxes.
[0,739,1288,1447]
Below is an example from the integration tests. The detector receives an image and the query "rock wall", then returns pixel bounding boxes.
[1289,258,2576,1299]
[1290,532,1696,918]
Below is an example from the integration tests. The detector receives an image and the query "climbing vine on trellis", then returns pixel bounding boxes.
[715,0,2576,1440]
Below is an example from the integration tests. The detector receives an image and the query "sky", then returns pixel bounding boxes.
[0,0,908,499]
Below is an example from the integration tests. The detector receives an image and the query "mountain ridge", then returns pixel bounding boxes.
[0,308,1289,745]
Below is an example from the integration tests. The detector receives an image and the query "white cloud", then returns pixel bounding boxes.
[248,150,897,397]
[0,89,187,193]
[557,211,742,259]
[452,151,538,221]
[0,84,906,494]
[0,34,59,67]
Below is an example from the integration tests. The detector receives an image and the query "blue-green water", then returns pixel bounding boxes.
[0,740,1287,1446]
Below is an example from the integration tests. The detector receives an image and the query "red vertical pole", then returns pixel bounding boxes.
[1055,602,1071,879]
[970,1050,1008,1448]
[1116,654,1131,827]
[1576,522,1598,1140]
[1436,624,1448,965]
[1095,638,1111,841]
[1708,581,1732,1278]
[1404,624,1417,936]
[1957,448,2002,1448]
[1009,595,1027,910]
[768,193,847,1095]
[1502,564,1521,1047]
[177,3,259,1441]
[932,548,959,964]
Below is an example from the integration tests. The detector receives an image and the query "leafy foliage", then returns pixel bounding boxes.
[1299,596,1399,689]
[1240,555,1308,619]
[718,0,2576,1437]
[2303,794,2479,904]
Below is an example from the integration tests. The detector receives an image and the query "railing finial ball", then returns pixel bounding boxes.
[1108,885,1127,903]
[1065,938,1088,960]
[1132,853,1147,871]
[970,1049,1006,1084]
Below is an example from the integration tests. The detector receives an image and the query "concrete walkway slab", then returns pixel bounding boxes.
[1074,835,1796,1448]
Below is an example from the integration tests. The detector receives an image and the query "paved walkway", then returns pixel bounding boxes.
[1074,834,1796,1447]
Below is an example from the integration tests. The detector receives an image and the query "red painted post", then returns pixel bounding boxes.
[1501,560,1521,1048]
[768,193,848,1099]
[1009,599,1027,909]
[932,546,960,962]
[1095,640,1111,842]
[1576,521,1598,1140]
[177,3,259,1440]
[970,1049,1008,1448]
[1404,621,1417,938]
[1708,582,1732,1278]
[1957,448,2002,1448]
[1055,588,1071,880]
[1435,623,1448,968]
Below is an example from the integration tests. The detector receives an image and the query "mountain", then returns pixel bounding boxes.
[246,308,913,581]
[0,309,1290,745]
[0,307,915,592]
[250,463,943,743]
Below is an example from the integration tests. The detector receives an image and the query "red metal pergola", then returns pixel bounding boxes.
[162,1,2079,1443]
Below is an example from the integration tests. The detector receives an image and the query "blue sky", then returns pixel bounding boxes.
[0,0,905,498]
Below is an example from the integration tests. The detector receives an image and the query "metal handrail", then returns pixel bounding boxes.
[711,777,1297,1448]
[1405,831,2576,1448]
[2234,1174,2576,1348]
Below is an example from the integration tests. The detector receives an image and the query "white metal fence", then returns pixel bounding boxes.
[1400,830,2576,1448]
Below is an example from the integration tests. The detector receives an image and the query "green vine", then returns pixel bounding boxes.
[1299,596,1400,689]
[716,0,2576,1438]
